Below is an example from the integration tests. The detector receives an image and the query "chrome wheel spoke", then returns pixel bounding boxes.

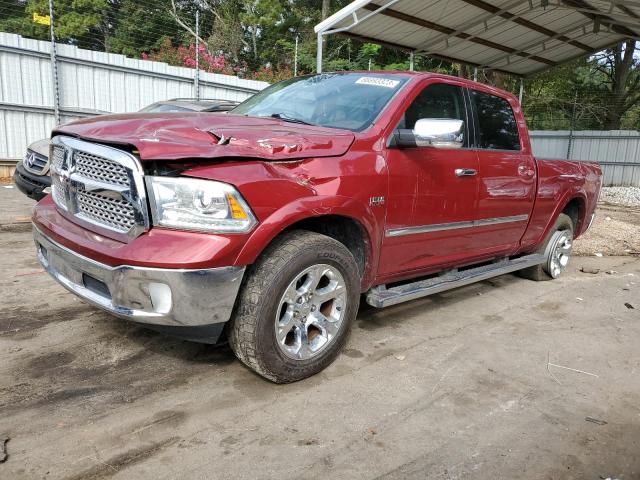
[310,311,339,338]
[314,282,344,303]
[298,265,326,295]
[276,311,295,342]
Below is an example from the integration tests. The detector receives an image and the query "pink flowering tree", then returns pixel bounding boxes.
[142,39,227,74]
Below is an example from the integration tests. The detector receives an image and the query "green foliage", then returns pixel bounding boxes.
[107,1,185,57]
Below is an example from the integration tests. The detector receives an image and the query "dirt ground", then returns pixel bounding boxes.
[1,186,640,480]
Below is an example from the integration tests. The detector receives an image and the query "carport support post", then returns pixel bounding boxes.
[316,32,323,73]
[409,51,415,71]
[48,0,60,125]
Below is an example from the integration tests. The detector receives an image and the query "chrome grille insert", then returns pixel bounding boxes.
[77,190,136,231]
[49,136,149,242]
[52,175,68,211]
[75,151,130,186]
[51,145,65,170]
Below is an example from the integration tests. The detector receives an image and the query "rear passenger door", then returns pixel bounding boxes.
[468,89,536,255]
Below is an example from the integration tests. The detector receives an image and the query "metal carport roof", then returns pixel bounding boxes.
[314,0,640,76]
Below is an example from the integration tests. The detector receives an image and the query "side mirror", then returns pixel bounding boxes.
[390,118,464,149]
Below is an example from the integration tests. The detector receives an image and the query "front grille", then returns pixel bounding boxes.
[24,151,48,174]
[76,190,136,231]
[49,136,148,241]
[52,175,68,210]
[75,151,130,186]
[51,145,65,170]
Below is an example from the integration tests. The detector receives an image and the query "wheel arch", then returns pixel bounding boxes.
[542,191,588,243]
[561,196,586,234]
[234,196,380,291]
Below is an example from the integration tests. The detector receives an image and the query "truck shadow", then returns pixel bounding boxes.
[356,272,522,331]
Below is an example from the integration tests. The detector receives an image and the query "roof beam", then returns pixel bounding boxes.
[362,3,556,65]
[415,0,533,54]
[339,30,520,75]
[618,4,640,21]
[558,0,640,37]
[458,0,593,51]
[478,19,596,69]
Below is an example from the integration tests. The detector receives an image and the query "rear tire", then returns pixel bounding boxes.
[228,230,360,383]
[518,213,574,281]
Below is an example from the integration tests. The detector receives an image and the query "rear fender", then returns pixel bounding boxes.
[533,189,588,249]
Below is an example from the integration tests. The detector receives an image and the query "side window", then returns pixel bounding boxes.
[470,90,520,150]
[399,83,468,147]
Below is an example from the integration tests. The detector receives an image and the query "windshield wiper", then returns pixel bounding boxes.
[270,113,314,126]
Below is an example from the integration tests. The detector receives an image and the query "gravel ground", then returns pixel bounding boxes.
[572,187,640,257]
[573,203,640,257]
[600,186,640,207]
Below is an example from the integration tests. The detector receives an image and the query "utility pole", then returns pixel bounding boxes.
[518,78,524,105]
[567,90,578,160]
[48,0,60,124]
[318,0,330,74]
[194,10,200,100]
[294,34,299,76]
[317,32,323,73]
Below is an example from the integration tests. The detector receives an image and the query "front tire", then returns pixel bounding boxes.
[228,230,360,383]
[518,213,574,281]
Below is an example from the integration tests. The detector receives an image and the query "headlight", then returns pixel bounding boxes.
[147,176,257,233]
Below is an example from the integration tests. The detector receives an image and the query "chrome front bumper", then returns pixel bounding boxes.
[33,226,245,327]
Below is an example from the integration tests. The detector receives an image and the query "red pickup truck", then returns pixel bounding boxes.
[32,72,602,382]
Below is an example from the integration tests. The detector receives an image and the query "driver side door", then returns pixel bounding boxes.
[378,81,481,279]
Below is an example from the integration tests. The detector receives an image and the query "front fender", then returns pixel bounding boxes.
[234,195,382,288]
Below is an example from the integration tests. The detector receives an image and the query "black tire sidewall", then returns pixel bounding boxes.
[253,238,360,381]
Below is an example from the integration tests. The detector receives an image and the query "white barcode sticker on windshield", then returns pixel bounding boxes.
[355,77,400,88]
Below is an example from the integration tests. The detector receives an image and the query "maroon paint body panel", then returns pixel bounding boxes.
[33,72,602,293]
[52,113,355,161]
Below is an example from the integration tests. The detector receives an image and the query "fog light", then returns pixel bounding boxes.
[148,282,172,314]
[38,244,49,266]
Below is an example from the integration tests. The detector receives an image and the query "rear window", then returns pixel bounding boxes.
[471,90,520,151]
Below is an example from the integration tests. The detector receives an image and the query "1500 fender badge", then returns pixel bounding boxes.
[369,196,385,206]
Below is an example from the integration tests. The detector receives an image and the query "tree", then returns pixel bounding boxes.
[591,40,640,130]
[108,0,186,56]
[0,0,112,50]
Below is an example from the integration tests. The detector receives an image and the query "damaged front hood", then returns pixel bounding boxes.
[53,113,355,161]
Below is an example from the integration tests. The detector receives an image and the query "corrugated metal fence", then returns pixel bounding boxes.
[0,32,267,167]
[530,130,640,187]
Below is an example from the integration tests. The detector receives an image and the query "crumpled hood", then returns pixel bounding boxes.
[53,113,355,161]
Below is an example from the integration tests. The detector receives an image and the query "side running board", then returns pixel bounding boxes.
[366,254,546,308]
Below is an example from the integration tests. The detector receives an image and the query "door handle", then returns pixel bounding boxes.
[455,168,477,177]
[518,165,535,177]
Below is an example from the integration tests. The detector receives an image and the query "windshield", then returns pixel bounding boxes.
[232,73,409,132]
